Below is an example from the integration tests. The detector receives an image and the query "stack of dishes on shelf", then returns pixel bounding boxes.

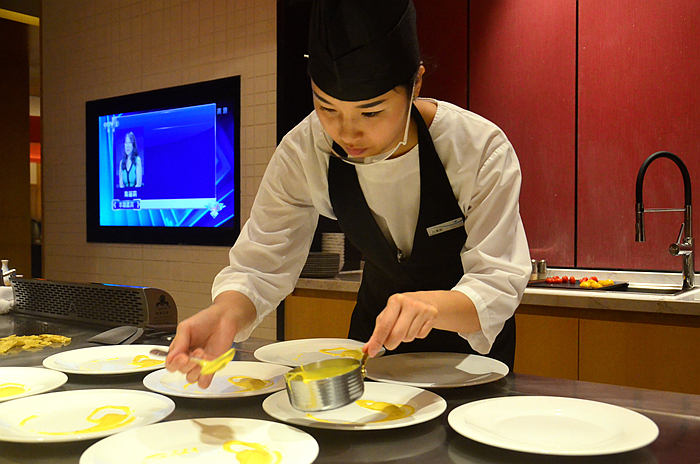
[300,252,340,278]
[321,232,345,272]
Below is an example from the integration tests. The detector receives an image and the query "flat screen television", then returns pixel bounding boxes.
[86,76,241,246]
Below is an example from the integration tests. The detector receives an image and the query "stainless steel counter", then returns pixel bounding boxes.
[1,312,699,464]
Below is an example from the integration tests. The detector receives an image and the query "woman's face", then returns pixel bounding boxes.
[312,81,414,160]
[124,137,134,156]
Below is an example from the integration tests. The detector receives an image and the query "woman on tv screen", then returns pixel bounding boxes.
[118,131,142,188]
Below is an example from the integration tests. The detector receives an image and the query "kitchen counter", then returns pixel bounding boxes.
[291,269,700,395]
[1,312,699,464]
[296,269,700,316]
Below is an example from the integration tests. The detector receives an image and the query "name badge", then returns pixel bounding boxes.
[426,217,464,237]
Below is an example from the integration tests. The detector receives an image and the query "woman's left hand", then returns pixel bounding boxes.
[363,292,438,358]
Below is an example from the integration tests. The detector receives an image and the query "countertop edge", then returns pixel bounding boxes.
[294,275,700,317]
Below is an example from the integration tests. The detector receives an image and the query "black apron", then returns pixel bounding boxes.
[328,104,515,369]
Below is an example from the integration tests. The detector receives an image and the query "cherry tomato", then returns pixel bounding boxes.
[581,277,588,282]
[590,276,598,282]
[546,277,554,283]
[569,276,576,284]
[553,276,562,284]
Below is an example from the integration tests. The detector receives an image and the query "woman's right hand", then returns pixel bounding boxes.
[165,291,256,388]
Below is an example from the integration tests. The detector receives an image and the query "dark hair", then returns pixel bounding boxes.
[395,64,423,98]
[120,132,140,171]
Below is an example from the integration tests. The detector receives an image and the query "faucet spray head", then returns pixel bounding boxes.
[635,203,646,242]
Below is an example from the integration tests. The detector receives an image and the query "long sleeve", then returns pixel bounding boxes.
[432,103,530,354]
[211,120,326,341]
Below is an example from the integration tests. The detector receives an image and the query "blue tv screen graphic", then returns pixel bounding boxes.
[96,103,236,228]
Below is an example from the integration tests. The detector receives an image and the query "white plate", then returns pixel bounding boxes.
[254,338,383,367]
[80,417,319,464]
[263,381,446,430]
[448,396,659,455]
[143,361,291,398]
[0,388,175,443]
[365,352,509,388]
[42,344,166,375]
[0,367,68,403]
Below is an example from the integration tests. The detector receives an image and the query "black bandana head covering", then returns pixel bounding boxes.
[308,0,420,102]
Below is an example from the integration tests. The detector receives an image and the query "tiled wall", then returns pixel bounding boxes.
[41,0,279,340]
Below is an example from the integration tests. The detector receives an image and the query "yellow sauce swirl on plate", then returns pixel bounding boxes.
[306,399,415,424]
[20,405,135,435]
[223,440,282,464]
[0,383,28,398]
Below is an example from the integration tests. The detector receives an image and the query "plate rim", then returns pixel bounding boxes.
[0,388,175,443]
[142,361,290,398]
[0,367,68,403]
[79,417,320,464]
[42,344,167,375]
[365,352,509,388]
[254,338,371,366]
[447,395,659,456]
[262,381,447,431]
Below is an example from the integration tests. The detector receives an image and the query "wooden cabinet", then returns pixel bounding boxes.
[516,304,700,395]
[579,318,700,394]
[514,312,579,381]
[284,288,355,340]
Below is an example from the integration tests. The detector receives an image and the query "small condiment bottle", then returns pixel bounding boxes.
[1,260,10,286]
[537,259,547,280]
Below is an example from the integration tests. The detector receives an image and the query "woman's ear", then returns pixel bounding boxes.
[413,65,426,100]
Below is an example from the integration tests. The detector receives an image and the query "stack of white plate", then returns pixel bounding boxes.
[321,233,345,272]
[300,252,341,278]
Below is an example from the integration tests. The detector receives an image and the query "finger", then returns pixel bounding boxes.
[165,326,191,368]
[402,315,429,343]
[368,297,403,352]
[166,352,191,372]
[185,364,203,384]
[168,346,204,375]
[197,373,215,389]
[363,338,384,358]
[382,300,419,350]
[415,318,434,340]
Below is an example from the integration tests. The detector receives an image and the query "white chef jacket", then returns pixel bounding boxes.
[213,99,531,355]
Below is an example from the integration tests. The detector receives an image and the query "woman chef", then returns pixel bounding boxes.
[166,0,531,388]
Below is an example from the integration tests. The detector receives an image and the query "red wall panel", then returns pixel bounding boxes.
[469,1,577,267]
[413,0,469,108]
[578,1,700,271]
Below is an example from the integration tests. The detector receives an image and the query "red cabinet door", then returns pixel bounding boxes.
[413,0,469,109]
[469,1,578,267]
[578,0,700,270]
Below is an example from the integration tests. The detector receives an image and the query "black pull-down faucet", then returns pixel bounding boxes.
[635,151,694,290]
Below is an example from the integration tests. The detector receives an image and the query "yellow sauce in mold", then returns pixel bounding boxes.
[285,361,358,384]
